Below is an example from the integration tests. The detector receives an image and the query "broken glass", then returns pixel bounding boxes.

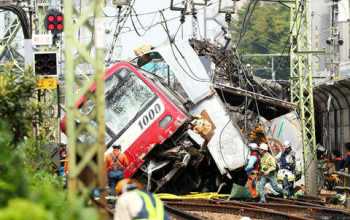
[105,68,155,136]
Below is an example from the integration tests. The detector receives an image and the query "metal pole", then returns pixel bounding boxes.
[271,56,275,80]
[203,6,207,39]
[290,0,317,196]
[63,0,77,202]
[64,0,107,205]
[94,0,107,197]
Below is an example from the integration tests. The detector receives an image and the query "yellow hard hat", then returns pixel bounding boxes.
[115,178,143,195]
[133,44,152,56]
[115,178,132,195]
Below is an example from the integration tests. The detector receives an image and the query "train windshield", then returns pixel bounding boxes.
[105,68,156,136]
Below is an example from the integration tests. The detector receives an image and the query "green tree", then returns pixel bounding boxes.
[0,121,28,206]
[0,65,99,220]
[231,2,290,80]
[0,63,38,143]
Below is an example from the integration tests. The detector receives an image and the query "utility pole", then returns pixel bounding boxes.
[64,0,107,213]
[290,0,317,195]
[327,0,342,79]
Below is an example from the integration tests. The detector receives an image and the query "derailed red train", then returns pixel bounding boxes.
[61,61,219,193]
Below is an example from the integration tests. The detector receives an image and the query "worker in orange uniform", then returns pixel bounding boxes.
[114,178,169,220]
[245,143,260,198]
[105,144,129,192]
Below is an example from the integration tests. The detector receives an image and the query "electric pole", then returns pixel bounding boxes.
[290,0,317,195]
[64,0,107,213]
[327,0,342,79]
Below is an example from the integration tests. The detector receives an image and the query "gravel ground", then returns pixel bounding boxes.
[170,211,257,220]
[189,211,257,220]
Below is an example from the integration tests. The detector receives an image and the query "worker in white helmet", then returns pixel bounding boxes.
[276,140,296,197]
[276,140,296,172]
[258,143,287,203]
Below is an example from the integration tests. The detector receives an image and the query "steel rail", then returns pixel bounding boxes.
[243,202,350,220]
[297,195,326,204]
[265,196,327,207]
[164,204,204,220]
[165,201,311,220]
[221,198,349,219]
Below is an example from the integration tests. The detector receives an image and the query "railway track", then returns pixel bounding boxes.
[244,202,350,220]
[266,196,326,207]
[95,194,349,220]
[165,200,310,220]
[163,198,350,220]
[165,205,203,220]
[297,195,326,205]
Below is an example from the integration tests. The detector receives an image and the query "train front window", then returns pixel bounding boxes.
[105,68,155,136]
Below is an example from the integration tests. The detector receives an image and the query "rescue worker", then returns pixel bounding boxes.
[245,143,260,174]
[105,144,129,192]
[276,141,296,197]
[331,149,344,171]
[258,143,287,203]
[316,144,328,191]
[342,143,350,172]
[114,178,169,220]
[245,143,260,198]
[58,144,67,177]
[58,144,68,187]
[277,141,296,172]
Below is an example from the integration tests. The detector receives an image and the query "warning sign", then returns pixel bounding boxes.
[37,77,58,90]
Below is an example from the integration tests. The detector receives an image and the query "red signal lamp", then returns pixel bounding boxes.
[48,15,55,22]
[56,15,63,22]
[45,9,64,35]
[48,23,55,30]
[56,23,64,31]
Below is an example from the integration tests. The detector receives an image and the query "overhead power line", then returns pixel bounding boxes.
[106,0,135,63]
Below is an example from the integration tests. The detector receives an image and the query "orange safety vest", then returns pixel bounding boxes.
[111,152,124,171]
[106,150,128,172]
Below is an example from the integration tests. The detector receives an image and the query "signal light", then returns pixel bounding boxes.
[56,23,64,31]
[48,24,55,30]
[34,52,58,76]
[56,15,63,22]
[48,15,55,22]
[45,9,64,35]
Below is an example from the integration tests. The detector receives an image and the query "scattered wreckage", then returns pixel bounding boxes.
[61,39,303,193]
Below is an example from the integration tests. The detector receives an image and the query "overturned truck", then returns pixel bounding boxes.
[61,40,298,193]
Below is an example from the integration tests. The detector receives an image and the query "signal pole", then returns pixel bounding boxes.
[32,0,62,144]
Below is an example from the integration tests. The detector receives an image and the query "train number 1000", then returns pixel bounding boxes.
[138,103,162,130]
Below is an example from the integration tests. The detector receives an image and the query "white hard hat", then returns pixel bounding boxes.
[284,140,292,148]
[248,143,258,150]
[259,143,269,151]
